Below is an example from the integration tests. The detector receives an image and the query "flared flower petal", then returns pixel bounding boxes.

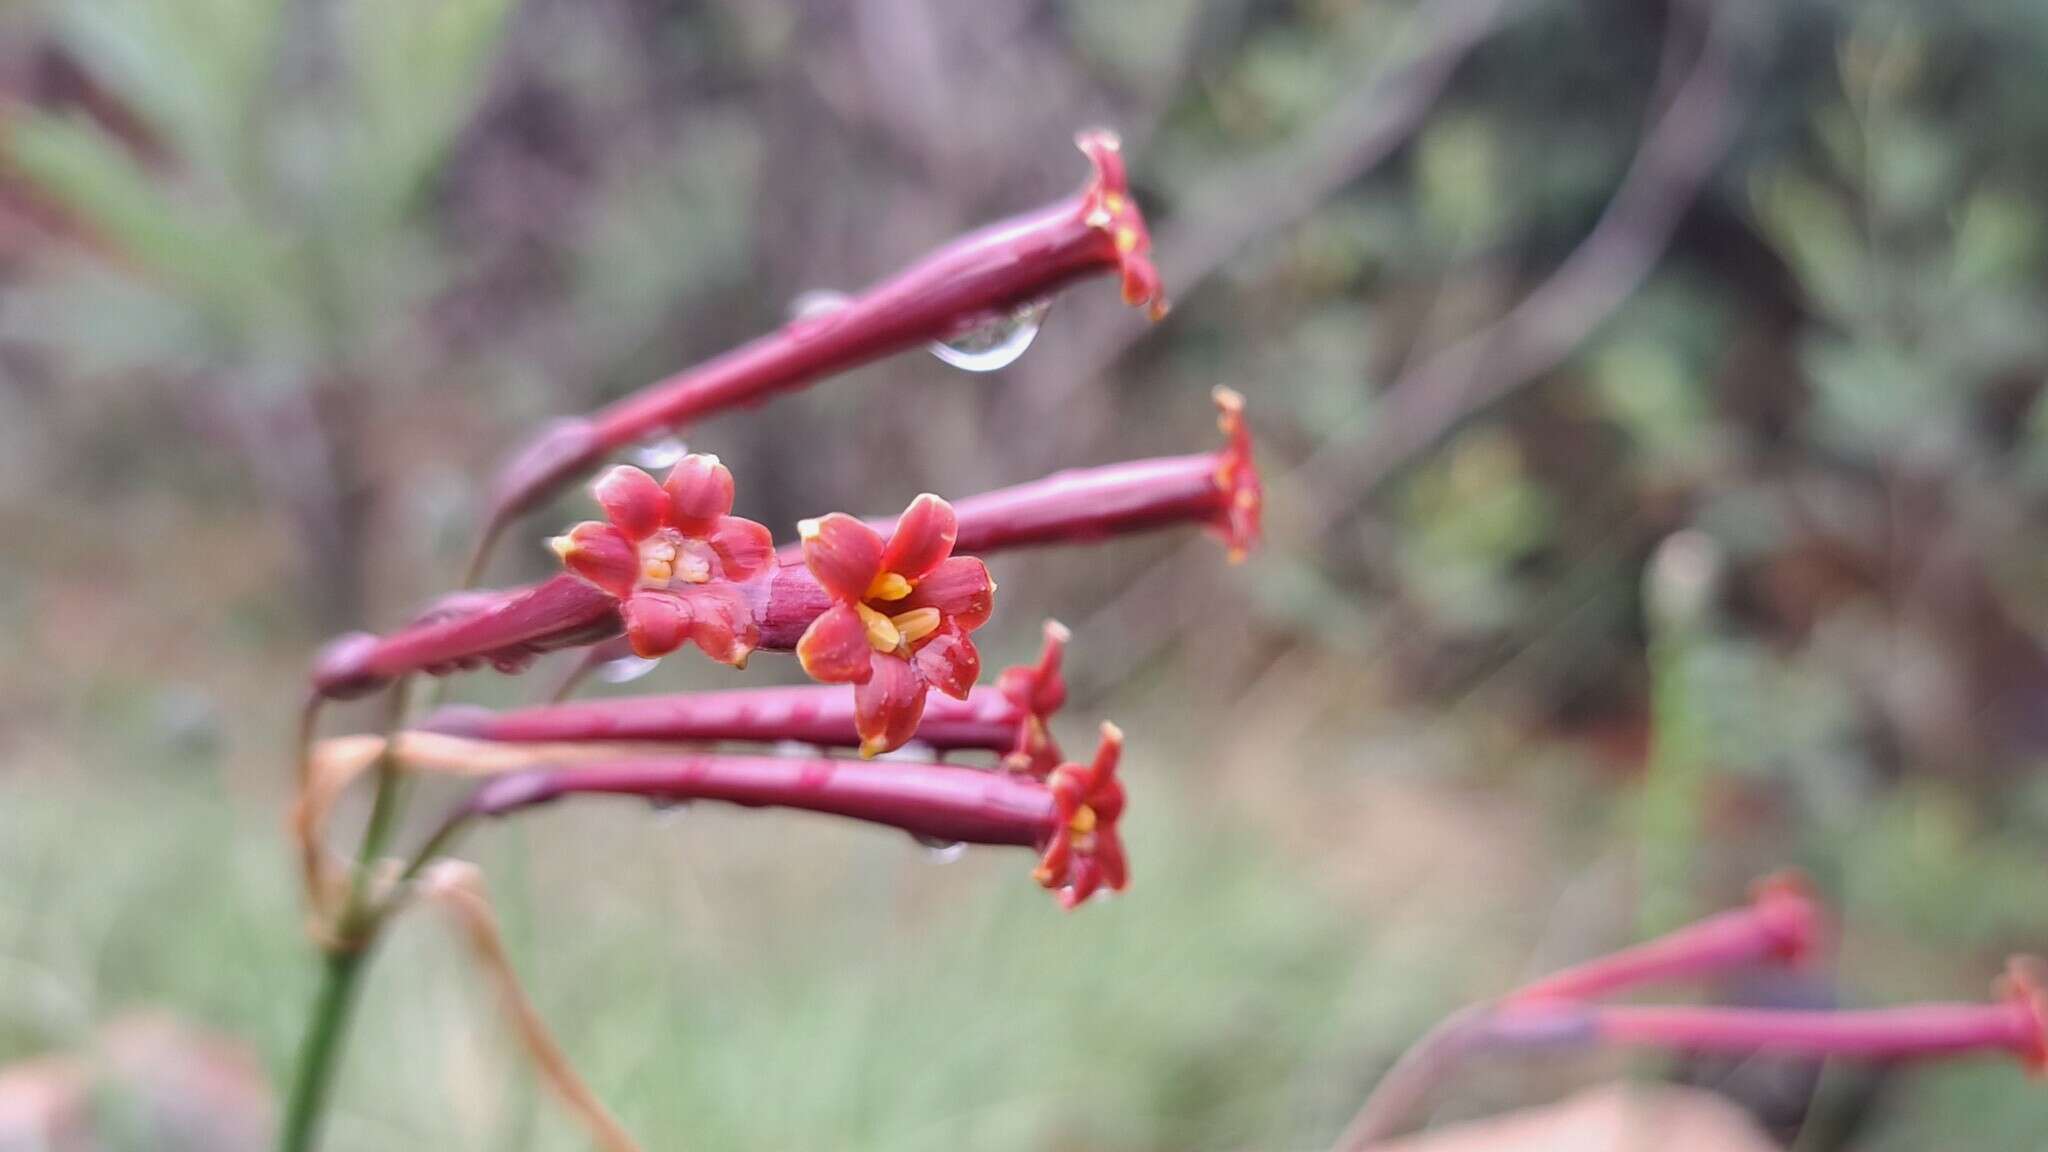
[664,453,737,537]
[897,556,995,630]
[1209,386,1262,562]
[912,620,980,701]
[708,516,774,582]
[797,602,876,685]
[678,583,758,667]
[592,465,669,542]
[879,494,958,582]
[800,513,887,602]
[1035,724,1128,908]
[1076,128,1167,321]
[854,653,928,758]
[551,522,638,599]
[619,589,695,658]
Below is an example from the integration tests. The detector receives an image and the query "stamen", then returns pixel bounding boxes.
[857,603,901,651]
[1114,228,1139,254]
[548,535,576,561]
[891,607,941,646]
[1070,806,1097,834]
[867,572,914,601]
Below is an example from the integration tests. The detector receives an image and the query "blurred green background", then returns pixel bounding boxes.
[4,0,2048,1148]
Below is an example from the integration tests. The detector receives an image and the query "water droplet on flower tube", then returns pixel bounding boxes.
[929,300,1049,372]
[911,833,967,863]
[632,437,689,470]
[787,289,852,320]
[599,654,661,684]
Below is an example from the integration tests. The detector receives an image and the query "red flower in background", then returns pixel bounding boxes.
[1075,129,1167,321]
[796,495,995,757]
[552,456,773,665]
[1034,723,1129,908]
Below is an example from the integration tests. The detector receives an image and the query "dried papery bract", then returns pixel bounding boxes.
[424,618,1074,776]
[480,129,1169,537]
[773,387,1263,564]
[454,724,1131,908]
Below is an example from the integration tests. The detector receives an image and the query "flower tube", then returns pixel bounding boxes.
[483,130,1167,534]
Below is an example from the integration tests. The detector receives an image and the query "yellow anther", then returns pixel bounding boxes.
[1114,227,1138,254]
[859,736,888,760]
[857,602,900,652]
[797,517,822,541]
[891,607,941,646]
[867,571,913,601]
[1103,192,1127,215]
[642,558,673,583]
[548,535,576,561]
[1085,206,1112,228]
[1069,806,1098,834]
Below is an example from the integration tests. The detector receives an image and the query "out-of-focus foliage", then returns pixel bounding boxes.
[5,0,2048,1147]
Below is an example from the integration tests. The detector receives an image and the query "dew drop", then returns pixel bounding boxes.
[599,654,661,684]
[929,299,1050,372]
[911,833,967,863]
[788,289,852,320]
[632,436,689,470]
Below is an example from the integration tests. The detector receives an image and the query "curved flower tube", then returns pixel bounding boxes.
[483,129,1167,533]
[453,723,1130,909]
[774,387,1263,565]
[1508,872,1824,1004]
[795,495,996,757]
[423,619,1073,777]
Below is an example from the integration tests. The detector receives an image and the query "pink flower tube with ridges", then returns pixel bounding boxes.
[456,723,1129,908]
[773,387,1262,564]
[1507,873,1823,1004]
[1488,958,2048,1071]
[423,620,1073,776]
[483,130,1167,532]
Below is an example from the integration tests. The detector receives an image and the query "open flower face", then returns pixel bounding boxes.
[1034,723,1129,908]
[796,495,996,757]
[552,456,774,665]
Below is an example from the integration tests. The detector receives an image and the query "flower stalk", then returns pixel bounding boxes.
[450,722,1128,908]
[479,130,1166,544]
[774,386,1262,564]
[427,619,1073,775]
[1486,958,2048,1070]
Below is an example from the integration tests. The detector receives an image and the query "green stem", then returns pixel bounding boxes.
[279,945,370,1152]
[278,677,416,1152]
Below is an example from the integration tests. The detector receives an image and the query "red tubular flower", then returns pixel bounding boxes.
[1033,722,1128,908]
[483,129,1167,532]
[454,723,1131,908]
[1488,958,2048,1071]
[794,495,996,757]
[773,387,1263,564]
[1508,873,1824,1005]
[549,455,773,665]
[423,619,1072,776]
